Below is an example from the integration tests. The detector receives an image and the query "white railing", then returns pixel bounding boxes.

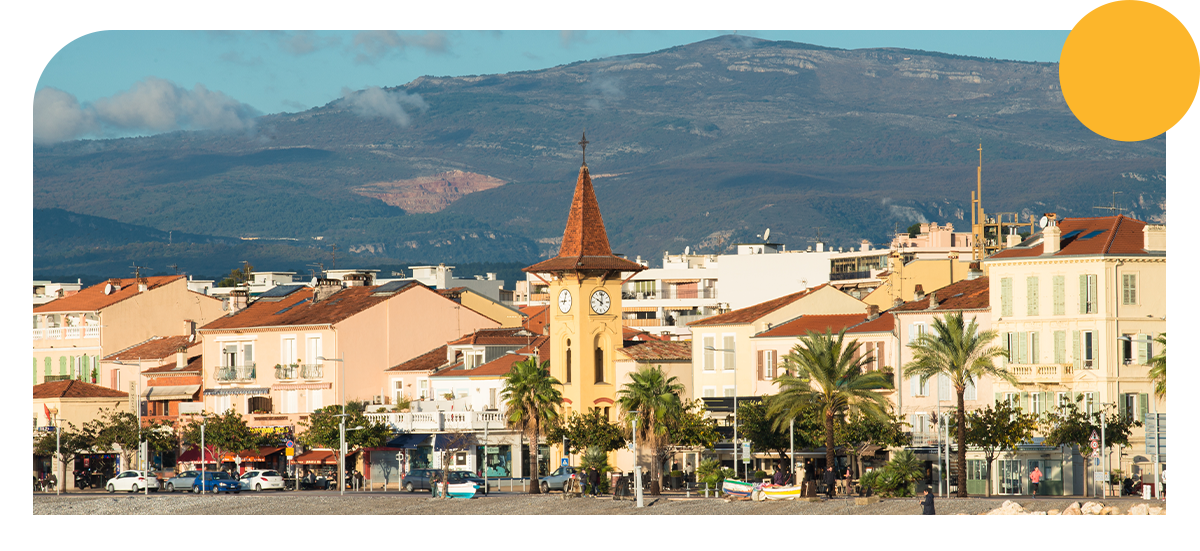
[32,328,43,340]
[365,410,510,432]
[65,327,81,339]
[45,328,62,340]
[33,326,99,340]
[1008,364,1074,382]
[84,327,99,338]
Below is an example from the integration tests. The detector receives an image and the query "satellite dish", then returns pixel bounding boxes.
[310,277,318,286]
[104,284,113,295]
[684,246,690,255]
[763,228,771,242]
[188,334,196,343]
[1039,216,1049,229]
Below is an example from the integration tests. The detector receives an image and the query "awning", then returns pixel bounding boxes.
[220,447,283,463]
[270,382,332,391]
[293,450,338,465]
[177,445,220,463]
[434,433,478,451]
[663,279,700,284]
[141,385,200,401]
[663,306,697,311]
[622,307,658,313]
[385,433,431,449]
[204,387,270,396]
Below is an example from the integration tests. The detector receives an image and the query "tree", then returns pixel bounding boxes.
[950,400,1037,496]
[860,449,923,497]
[1148,333,1166,399]
[216,263,254,287]
[501,357,562,494]
[1041,396,1141,493]
[769,329,893,472]
[298,405,391,482]
[904,312,1014,498]
[87,408,175,471]
[616,364,684,495]
[33,422,96,492]
[663,399,721,450]
[547,409,625,456]
[434,430,478,498]
[180,410,260,472]
[736,396,792,461]
[835,411,909,478]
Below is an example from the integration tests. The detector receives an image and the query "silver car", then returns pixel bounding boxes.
[538,466,580,493]
[164,470,201,492]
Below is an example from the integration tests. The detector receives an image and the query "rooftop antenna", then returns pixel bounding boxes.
[1092,191,1128,215]
[168,263,180,275]
[330,244,337,270]
[307,262,325,279]
[579,132,589,167]
[129,263,148,279]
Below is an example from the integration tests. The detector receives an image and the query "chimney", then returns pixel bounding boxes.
[137,277,149,292]
[913,284,925,301]
[343,273,368,287]
[176,346,188,371]
[868,304,880,320]
[107,278,123,291]
[967,262,983,280]
[1042,219,1061,254]
[182,319,194,338]
[927,291,939,309]
[313,278,343,302]
[1143,224,1166,252]
[860,239,871,251]
[487,272,497,281]
[893,297,904,308]
[815,242,824,252]
[1006,232,1022,248]
[228,288,249,313]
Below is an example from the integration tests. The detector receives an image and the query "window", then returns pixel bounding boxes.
[281,338,297,365]
[223,344,238,367]
[603,407,610,420]
[702,336,715,371]
[758,349,776,380]
[911,374,929,397]
[243,344,254,365]
[594,339,605,384]
[721,335,735,371]
[419,379,429,399]
[1026,276,1039,316]
[723,386,735,397]
[1123,393,1137,421]
[1030,393,1042,416]
[1000,277,1013,317]
[964,376,977,401]
[1079,274,1098,314]
[1052,275,1065,315]
[1122,274,1137,305]
[248,396,272,414]
[305,337,321,366]
[1004,392,1020,412]
[1083,392,1095,417]
[1057,392,1070,409]
[565,339,572,383]
[703,386,716,398]
[913,413,929,434]
[1083,331,1094,368]
[1121,334,1134,364]
[1136,333,1153,365]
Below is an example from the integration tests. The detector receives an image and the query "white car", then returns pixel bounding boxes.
[239,470,286,491]
[105,470,160,493]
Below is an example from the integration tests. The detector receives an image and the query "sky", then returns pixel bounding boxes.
[11,0,1200,544]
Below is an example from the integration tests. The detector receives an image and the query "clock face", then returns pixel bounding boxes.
[558,289,572,313]
[590,289,611,315]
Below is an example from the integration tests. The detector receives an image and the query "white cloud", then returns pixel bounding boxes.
[32,78,261,144]
[560,30,591,48]
[33,88,98,145]
[349,31,449,64]
[278,31,342,56]
[340,86,428,126]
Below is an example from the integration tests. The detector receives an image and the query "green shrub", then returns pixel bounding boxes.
[860,450,923,497]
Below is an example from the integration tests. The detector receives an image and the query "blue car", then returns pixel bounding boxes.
[192,471,242,493]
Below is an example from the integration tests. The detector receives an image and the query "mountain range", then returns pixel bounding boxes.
[33,35,1166,281]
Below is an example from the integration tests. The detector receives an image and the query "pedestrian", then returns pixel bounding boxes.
[843,470,854,496]
[1161,467,1166,500]
[1029,466,1042,498]
[772,463,789,486]
[588,466,601,496]
[919,487,936,515]
[823,466,837,499]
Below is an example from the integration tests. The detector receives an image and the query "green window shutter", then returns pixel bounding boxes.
[1139,393,1149,423]
[910,374,916,397]
[1053,275,1065,315]
[1122,274,1137,305]
[1072,331,1081,369]
[1078,274,1088,314]
[1018,332,1028,364]
[1088,275,1098,314]
[33,358,37,385]
[1020,391,1029,412]
[1119,395,1128,419]
[44,357,50,377]
[994,392,1001,406]
[1030,332,1040,364]
[1027,276,1039,316]
[1001,278,1013,317]
[1042,392,1053,414]
[1054,331,1066,364]
[58,356,67,376]
[1136,333,1149,364]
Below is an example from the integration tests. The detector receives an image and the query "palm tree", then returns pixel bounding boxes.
[1148,333,1166,399]
[905,311,1014,498]
[501,357,562,494]
[768,329,893,474]
[616,364,684,495]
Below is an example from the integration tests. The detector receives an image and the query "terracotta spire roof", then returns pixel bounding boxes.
[524,163,644,274]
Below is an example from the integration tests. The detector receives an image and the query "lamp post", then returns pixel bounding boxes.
[200,414,206,494]
[631,413,642,508]
[704,345,738,480]
[112,358,147,495]
[318,356,347,495]
[1101,401,1111,497]
[48,408,60,495]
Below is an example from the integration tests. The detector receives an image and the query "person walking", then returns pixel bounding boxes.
[1029,466,1043,498]
[588,466,601,496]
[919,487,936,515]
[772,463,789,486]
[1161,467,1166,501]
[823,466,837,499]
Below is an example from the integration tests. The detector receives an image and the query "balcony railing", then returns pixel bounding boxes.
[830,270,873,281]
[300,364,324,379]
[622,289,718,300]
[32,326,98,340]
[623,318,662,327]
[1008,363,1074,383]
[365,410,509,432]
[275,365,298,380]
[216,364,256,382]
[910,432,943,447]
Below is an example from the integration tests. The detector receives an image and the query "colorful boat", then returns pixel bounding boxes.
[761,485,804,500]
[722,479,755,497]
[446,482,479,499]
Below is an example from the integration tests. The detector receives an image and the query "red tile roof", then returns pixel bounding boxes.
[525,165,645,274]
[33,380,128,399]
[522,305,549,334]
[988,216,1152,260]
[850,312,895,333]
[891,277,990,312]
[618,340,692,362]
[34,275,187,313]
[447,327,540,346]
[689,284,831,327]
[754,313,869,338]
[386,345,450,372]
[142,355,203,375]
[201,282,424,330]
[467,336,551,377]
[103,335,195,361]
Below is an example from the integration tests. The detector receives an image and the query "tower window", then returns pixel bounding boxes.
[594,346,605,384]
[565,339,572,384]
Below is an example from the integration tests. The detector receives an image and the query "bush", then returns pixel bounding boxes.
[753,470,768,480]
[860,450,923,497]
[696,458,735,489]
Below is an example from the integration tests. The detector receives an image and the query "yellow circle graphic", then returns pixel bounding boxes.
[1060,1,1199,142]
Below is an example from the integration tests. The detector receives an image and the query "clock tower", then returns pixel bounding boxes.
[524,134,644,420]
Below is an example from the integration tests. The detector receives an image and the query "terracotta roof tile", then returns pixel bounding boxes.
[892,277,990,312]
[754,313,869,338]
[618,340,692,362]
[688,284,830,327]
[143,355,203,375]
[33,380,128,399]
[386,345,450,372]
[103,335,195,361]
[447,327,540,346]
[988,215,1152,260]
[522,305,549,334]
[850,312,895,333]
[464,336,551,377]
[34,275,186,313]
[525,165,644,274]
[201,282,423,331]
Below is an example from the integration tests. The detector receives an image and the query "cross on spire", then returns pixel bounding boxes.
[579,132,589,166]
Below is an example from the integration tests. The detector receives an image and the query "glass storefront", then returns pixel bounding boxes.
[476,445,512,477]
[521,444,550,477]
[999,459,1022,495]
[410,446,433,470]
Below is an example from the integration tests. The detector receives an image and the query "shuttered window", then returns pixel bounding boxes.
[1030,332,1040,364]
[964,376,977,401]
[1079,274,1098,314]
[722,335,736,371]
[702,336,714,371]
[1122,274,1137,305]
[1136,333,1150,364]
[1054,331,1066,364]
[1001,277,1013,317]
[938,373,950,398]
[1026,276,1039,316]
[1052,276,1065,315]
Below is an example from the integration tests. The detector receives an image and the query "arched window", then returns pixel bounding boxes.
[565,339,572,384]
[594,336,605,384]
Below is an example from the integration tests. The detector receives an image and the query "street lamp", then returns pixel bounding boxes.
[112,358,148,496]
[317,356,348,496]
[48,407,60,496]
[630,412,643,508]
[704,345,739,480]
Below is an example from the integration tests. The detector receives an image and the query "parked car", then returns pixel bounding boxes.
[539,466,579,493]
[401,469,436,492]
[164,470,203,492]
[192,471,241,493]
[447,470,489,496]
[105,470,160,493]
[239,470,286,491]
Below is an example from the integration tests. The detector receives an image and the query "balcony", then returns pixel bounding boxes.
[275,365,298,380]
[1008,364,1074,384]
[623,318,662,327]
[830,270,873,281]
[300,364,324,379]
[32,326,98,340]
[215,364,256,382]
[365,410,509,432]
[622,289,717,300]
